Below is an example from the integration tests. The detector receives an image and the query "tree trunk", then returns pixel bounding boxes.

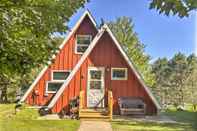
[0,85,8,103]
[193,104,196,111]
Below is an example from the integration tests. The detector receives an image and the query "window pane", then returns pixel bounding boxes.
[112,69,126,79]
[89,81,101,89]
[53,72,70,80]
[77,36,91,45]
[90,70,102,80]
[77,46,88,53]
[47,82,63,92]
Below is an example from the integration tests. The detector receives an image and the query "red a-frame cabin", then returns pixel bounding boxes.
[20,11,160,117]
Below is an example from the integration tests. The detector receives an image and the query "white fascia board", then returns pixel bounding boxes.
[48,24,161,110]
[103,24,161,109]
[20,10,98,102]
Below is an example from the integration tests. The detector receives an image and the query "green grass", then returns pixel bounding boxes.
[164,109,197,130]
[0,104,80,131]
[112,120,191,131]
[112,108,197,131]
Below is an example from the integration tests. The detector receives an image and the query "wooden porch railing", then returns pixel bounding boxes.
[108,90,113,120]
[79,91,84,109]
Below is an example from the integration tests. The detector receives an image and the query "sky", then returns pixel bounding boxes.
[67,0,196,61]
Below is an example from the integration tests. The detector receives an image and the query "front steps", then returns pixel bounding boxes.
[79,108,111,121]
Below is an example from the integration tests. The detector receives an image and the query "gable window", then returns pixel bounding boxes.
[52,70,70,81]
[75,35,92,54]
[111,68,128,80]
[46,81,63,93]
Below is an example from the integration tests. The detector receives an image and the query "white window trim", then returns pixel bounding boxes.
[75,35,92,54]
[46,81,63,94]
[111,68,128,80]
[51,70,71,82]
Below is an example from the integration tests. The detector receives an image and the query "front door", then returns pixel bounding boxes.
[87,67,105,108]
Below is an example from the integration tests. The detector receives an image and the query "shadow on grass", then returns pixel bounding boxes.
[112,120,192,131]
[163,110,197,130]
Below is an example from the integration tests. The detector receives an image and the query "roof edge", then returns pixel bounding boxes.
[20,10,98,102]
[47,24,161,110]
[47,28,105,108]
[103,24,161,109]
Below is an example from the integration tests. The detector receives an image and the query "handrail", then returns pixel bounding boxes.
[79,91,84,109]
[108,90,113,120]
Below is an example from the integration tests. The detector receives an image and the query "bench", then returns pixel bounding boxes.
[118,97,146,115]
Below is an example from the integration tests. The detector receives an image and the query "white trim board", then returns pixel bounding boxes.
[47,24,161,110]
[20,10,98,102]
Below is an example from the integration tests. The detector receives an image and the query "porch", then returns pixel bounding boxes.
[79,90,113,121]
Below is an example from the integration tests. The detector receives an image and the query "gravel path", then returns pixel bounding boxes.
[78,121,112,131]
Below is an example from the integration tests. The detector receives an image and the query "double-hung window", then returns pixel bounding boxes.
[75,35,92,54]
[46,70,70,93]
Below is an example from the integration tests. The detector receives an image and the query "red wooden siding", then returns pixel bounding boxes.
[51,32,157,114]
[25,16,98,107]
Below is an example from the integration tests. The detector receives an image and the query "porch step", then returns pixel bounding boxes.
[80,109,108,115]
[79,108,110,121]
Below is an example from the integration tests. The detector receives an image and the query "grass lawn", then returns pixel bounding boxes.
[112,109,197,131]
[0,104,80,131]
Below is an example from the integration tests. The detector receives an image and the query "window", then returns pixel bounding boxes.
[88,68,104,90]
[52,70,70,81]
[46,81,63,93]
[111,68,128,80]
[75,35,92,54]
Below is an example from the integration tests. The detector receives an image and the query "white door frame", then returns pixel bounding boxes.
[87,67,105,108]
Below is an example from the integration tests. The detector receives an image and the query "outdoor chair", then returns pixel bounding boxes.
[118,97,146,115]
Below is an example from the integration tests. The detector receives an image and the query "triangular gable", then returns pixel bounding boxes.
[20,10,98,102]
[47,24,161,110]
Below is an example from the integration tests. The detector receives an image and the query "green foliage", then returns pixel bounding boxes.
[152,53,197,109]
[108,17,155,87]
[0,0,86,102]
[185,54,197,106]
[152,58,171,107]
[149,0,197,18]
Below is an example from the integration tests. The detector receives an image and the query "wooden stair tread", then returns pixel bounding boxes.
[80,108,107,112]
[79,108,111,120]
[80,114,109,118]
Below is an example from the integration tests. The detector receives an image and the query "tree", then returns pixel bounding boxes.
[185,54,197,111]
[108,17,155,87]
[152,58,171,108]
[0,0,87,102]
[149,0,197,17]
[168,53,188,108]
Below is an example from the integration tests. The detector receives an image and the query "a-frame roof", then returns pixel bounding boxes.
[20,10,160,110]
[20,10,97,102]
[47,24,161,109]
